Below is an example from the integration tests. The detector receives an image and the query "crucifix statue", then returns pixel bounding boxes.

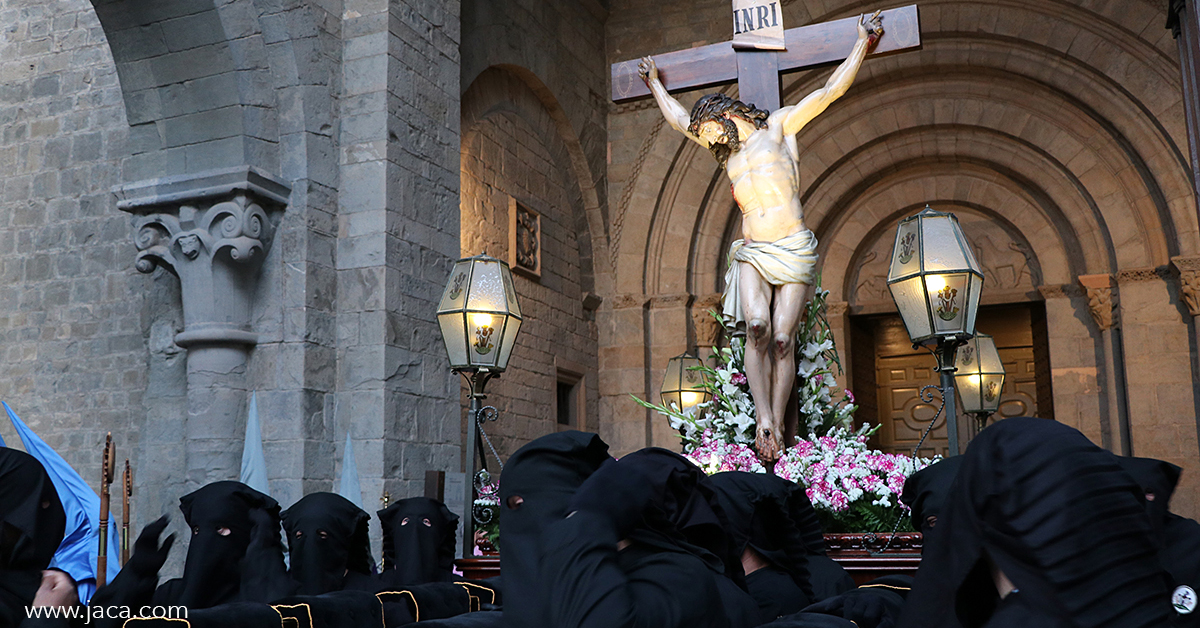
[612,6,920,463]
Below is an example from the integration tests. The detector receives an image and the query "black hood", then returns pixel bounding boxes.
[1114,456,1181,539]
[0,447,66,624]
[616,448,742,582]
[499,430,611,628]
[378,497,458,586]
[897,417,1173,628]
[708,471,823,598]
[900,455,964,535]
[173,481,281,609]
[282,492,372,595]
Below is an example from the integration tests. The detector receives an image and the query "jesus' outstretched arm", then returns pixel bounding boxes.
[638,57,708,149]
[780,11,884,136]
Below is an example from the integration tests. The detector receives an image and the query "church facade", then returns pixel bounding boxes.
[1,0,1198,568]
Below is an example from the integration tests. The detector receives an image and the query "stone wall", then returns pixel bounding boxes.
[459,0,609,459]
[460,70,600,461]
[0,0,148,513]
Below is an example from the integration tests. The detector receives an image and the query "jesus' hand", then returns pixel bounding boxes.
[638,56,658,85]
[860,10,884,46]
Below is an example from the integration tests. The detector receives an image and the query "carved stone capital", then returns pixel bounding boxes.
[116,166,290,347]
[826,300,850,318]
[692,293,724,348]
[1172,257,1200,316]
[1079,274,1119,331]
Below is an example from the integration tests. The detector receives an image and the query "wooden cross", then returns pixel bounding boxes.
[611,5,921,111]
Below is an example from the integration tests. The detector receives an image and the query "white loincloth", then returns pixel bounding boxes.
[722,229,819,328]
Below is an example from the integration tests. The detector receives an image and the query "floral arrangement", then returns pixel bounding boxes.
[636,278,937,533]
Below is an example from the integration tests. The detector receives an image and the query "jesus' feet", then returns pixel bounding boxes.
[756,426,781,465]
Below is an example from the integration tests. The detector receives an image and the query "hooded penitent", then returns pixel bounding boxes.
[900,455,964,536]
[281,493,373,595]
[708,471,823,617]
[377,497,458,587]
[540,447,761,628]
[154,481,286,609]
[498,430,612,628]
[1116,456,1200,626]
[0,447,67,626]
[897,417,1173,628]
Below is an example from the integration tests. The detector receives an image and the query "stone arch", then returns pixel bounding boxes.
[462,66,601,296]
[460,65,602,457]
[86,0,291,179]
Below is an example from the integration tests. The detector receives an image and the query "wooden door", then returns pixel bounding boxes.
[854,303,1048,457]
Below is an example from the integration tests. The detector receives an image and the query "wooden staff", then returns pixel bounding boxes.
[379,491,391,569]
[121,459,131,565]
[97,433,113,587]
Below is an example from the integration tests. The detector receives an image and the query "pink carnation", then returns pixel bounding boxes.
[731,372,748,386]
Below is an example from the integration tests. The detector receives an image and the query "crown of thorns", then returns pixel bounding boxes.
[687,93,769,135]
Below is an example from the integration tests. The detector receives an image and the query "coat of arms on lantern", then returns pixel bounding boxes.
[508,196,542,279]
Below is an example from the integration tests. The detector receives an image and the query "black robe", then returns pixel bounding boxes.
[153,481,293,609]
[377,497,459,588]
[897,417,1173,628]
[280,492,374,594]
[0,448,67,627]
[541,447,762,628]
[708,471,827,617]
[899,455,963,536]
[498,430,613,628]
[1116,456,1200,626]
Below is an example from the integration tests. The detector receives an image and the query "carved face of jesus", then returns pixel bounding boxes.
[697,119,729,146]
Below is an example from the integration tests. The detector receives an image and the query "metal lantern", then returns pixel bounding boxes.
[661,353,712,413]
[437,253,523,372]
[437,252,523,557]
[886,206,984,346]
[954,333,1006,415]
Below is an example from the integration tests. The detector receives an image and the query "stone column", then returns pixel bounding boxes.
[1169,0,1200,209]
[116,166,290,487]
[1078,273,1130,454]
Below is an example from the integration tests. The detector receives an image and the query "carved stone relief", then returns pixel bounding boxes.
[692,293,725,347]
[1172,256,1200,317]
[509,196,541,278]
[1079,274,1119,332]
[852,210,1040,306]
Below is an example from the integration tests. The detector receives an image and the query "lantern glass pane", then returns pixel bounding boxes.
[920,216,972,272]
[465,260,507,314]
[959,226,983,272]
[496,315,522,370]
[958,337,982,376]
[981,374,1005,412]
[661,391,682,412]
[662,357,684,393]
[926,273,970,335]
[468,311,501,367]
[977,336,1004,374]
[956,371,984,413]
[439,260,472,312]
[438,312,469,368]
[502,264,521,318]
[889,218,922,279]
[965,274,983,335]
[889,276,933,341]
[679,390,710,413]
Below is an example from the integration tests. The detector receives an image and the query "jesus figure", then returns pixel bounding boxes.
[639,11,884,463]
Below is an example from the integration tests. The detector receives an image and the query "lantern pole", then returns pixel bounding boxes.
[460,368,497,558]
[934,338,962,456]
